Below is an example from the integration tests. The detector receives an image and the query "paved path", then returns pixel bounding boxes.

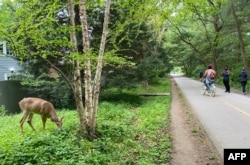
[173,75,250,158]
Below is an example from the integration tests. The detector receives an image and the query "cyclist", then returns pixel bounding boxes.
[203,64,216,90]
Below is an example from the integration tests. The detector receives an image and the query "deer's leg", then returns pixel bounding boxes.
[19,112,29,134]
[41,115,47,130]
[27,113,35,131]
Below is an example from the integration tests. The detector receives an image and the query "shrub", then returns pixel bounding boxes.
[0,105,6,116]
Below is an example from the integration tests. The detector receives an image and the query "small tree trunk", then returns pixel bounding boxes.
[74,64,86,133]
[79,0,93,136]
[92,0,112,136]
[68,0,86,133]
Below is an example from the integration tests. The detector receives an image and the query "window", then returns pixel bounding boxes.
[0,41,7,56]
[0,43,3,55]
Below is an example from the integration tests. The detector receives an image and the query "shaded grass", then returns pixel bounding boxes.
[0,78,172,165]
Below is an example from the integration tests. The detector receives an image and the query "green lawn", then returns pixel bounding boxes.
[0,78,172,165]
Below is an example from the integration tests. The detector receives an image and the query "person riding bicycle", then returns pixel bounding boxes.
[203,64,216,90]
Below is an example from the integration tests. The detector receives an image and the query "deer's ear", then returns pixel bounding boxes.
[60,117,64,122]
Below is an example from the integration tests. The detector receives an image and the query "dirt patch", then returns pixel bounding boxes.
[169,77,222,165]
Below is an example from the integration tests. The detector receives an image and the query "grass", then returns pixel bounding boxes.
[0,78,172,165]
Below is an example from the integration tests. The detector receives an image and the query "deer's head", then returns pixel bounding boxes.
[51,117,64,130]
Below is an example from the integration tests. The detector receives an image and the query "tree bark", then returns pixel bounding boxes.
[191,1,223,71]
[68,0,86,133]
[92,0,112,136]
[79,0,93,136]
[230,0,248,70]
[208,1,223,72]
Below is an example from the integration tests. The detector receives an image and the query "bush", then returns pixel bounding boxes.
[21,76,75,109]
[0,105,6,116]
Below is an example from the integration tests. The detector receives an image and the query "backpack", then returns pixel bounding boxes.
[210,71,216,79]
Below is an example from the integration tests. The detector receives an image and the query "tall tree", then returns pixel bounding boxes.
[166,0,226,74]
[68,0,86,133]
[229,0,248,70]
[79,0,94,137]
[78,0,111,138]
[92,0,111,136]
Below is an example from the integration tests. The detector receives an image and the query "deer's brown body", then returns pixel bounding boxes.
[19,97,63,134]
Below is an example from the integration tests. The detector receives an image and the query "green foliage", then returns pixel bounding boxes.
[21,76,74,109]
[166,0,250,78]
[1,131,81,164]
[0,105,6,116]
[100,89,142,105]
[0,78,172,165]
[0,0,173,95]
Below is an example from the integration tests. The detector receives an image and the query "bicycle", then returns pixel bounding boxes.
[200,82,216,97]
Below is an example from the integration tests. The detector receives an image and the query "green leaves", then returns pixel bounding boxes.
[0,0,69,59]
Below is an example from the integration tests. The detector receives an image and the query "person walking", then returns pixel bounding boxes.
[239,68,248,95]
[199,71,203,81]
[222,66,230,93]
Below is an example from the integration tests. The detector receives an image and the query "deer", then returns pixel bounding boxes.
[19,97,63,134]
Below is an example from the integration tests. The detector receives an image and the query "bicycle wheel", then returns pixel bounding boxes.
[209,84,216,97]
[200,84,206,95]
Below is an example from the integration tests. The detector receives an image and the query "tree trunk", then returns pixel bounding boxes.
[92,0,112,136]
[68,0,86,133]
[79,0,93,136]
[207,0,223,71]
[230,0,248,70]
[192,1,223,71]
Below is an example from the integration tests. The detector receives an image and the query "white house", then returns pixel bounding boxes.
[0,41,22,80]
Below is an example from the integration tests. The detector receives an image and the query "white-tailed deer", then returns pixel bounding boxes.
[19,97,63,134]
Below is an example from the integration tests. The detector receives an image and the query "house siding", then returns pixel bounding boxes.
[0,56,22,80]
